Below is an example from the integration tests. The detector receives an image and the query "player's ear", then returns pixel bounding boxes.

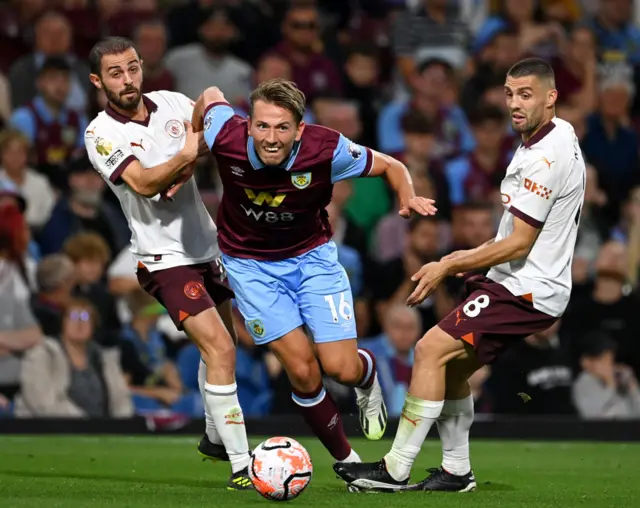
[546,88,558,109]
[295,121,305,141]
[89,73,102,90]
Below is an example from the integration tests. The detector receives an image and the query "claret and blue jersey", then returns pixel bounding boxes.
[202,102,374,345]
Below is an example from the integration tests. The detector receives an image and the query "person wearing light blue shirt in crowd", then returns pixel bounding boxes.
[377,59,475,160]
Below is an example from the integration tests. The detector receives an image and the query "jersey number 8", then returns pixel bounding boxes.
[324,292,353,322]
[462,294,490,318]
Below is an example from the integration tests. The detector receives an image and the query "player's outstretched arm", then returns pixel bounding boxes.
[406,217,539,306]
[119,121,199,198]
[368,150,437,217]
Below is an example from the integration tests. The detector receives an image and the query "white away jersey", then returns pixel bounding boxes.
[85,91,219,271]
[487,118,586,317]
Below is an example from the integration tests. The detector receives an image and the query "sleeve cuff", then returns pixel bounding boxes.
[109,155,136,185]
[203,101,233,119]
[509,206,544,228]
[359,147,374,177]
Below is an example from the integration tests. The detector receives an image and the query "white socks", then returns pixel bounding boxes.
[384,395,444,481]
[198,359,250,473]
[337,449,361,463]
[198,359,222,445]
[437,395,474,476]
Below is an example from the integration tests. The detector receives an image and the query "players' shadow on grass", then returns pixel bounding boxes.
[0,470,225,490]
[479,481,516,491]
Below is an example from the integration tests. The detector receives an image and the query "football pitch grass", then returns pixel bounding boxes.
[0,436,638,508]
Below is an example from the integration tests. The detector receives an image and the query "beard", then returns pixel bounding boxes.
[103,82,142,111]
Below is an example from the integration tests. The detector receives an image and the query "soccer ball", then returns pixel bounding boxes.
[249,437,313,501]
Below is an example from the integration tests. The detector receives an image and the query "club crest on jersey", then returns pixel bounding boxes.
[165,119,184,138]
[348,142,362,159]
[248,319,265,338]
[204,114,212,131]
[291,172,312,189]
[95,138,112,156]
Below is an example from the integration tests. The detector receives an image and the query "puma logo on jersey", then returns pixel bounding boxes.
[85,128,96,137]
[541,157,554,169]
[455,310,467,326]
[130,140,145,151]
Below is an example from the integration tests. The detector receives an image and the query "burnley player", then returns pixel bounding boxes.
[334,58,586,492]
[184,80,436,464]
[83,37,252,490]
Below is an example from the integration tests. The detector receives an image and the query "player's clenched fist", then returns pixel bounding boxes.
[180,121,200,162]
[201,86,226,107]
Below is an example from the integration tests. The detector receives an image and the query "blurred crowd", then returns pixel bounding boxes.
[1,0,640,421]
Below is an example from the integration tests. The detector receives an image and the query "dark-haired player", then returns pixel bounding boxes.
[184,79,436,465]
[83,37,252,490]
[334,58,586,492]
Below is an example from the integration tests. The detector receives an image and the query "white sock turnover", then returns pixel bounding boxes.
[436,395,474,476]
[384,395,444,482]
[203,382,251,473]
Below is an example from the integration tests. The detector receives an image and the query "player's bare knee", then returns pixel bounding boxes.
[196,329,236,371]
[287,359,322,393]
[415,327,463,368]
[322,356,361,386]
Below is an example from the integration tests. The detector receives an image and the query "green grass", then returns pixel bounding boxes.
[0,436,637,507]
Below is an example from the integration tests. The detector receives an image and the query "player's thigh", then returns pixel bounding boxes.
[268,326,322,392]
[297,247,357,343]
[221,254,303,345]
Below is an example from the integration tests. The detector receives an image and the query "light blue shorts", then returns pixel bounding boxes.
[221,241,357,345]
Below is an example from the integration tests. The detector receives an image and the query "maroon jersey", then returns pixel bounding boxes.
[207,105,373,261]
[27,100,82,167]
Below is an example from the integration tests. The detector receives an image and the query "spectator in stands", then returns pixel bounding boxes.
[0,204,42,400]
[38,155,128,257]
[14,298,133,418]
[372,215,444,335]
[0,71,10,126]
[562,240,640,378]
[0,129,56,231]
[445,104,512,207]
[63,232,121,347]
[342,44,381,149]
[377,58,475,160]
[10,57,87,175]
[449,202,497,252]
[119,289,198,415]
[366,304,422,417]
[269,2,343,100]
[31,254,75,338]
[486,322,575,415]
[134,18,175,93]
[583,64,639,218]
[551,25,597,117]
[573,330,640,419]
[590,0,640,65]
[165,7,252,105]
[461,27,521,115]
[9,11,90,112]
[391,0,469,86]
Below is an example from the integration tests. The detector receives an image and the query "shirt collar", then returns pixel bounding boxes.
[247,137,302,171]
[523,118,557,149]
[105,94,158,126]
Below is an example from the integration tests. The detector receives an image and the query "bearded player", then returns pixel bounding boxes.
[180,79,436,465]
[334,58,586,492]
[83,37,252,490]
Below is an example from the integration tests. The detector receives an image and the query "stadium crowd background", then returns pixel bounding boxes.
[1,0,640,422]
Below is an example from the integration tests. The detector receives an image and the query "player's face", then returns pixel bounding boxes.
[504,74,555,136]
[91,48,143,112]
[249,100,305,166]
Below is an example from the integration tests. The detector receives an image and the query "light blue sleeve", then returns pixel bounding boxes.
[203,103,235,151]
[445,156,472,206]
[10,108,36,144]
[330,133,372,183]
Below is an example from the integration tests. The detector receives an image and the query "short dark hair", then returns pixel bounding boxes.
[401,110,435,135]
[468,103,506,127]
[38,56,71,77]
[507,57,556,88]
[89,37,137,76]
[408,214,439,233]
[250,79,306,124]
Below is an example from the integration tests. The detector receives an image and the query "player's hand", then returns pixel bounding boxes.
[180,121,199,163]
[162,163,195,200]
[406,261,449,306]
[399,196,437,218]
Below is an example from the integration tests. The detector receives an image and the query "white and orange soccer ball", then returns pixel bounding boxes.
[249,437,313,501]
